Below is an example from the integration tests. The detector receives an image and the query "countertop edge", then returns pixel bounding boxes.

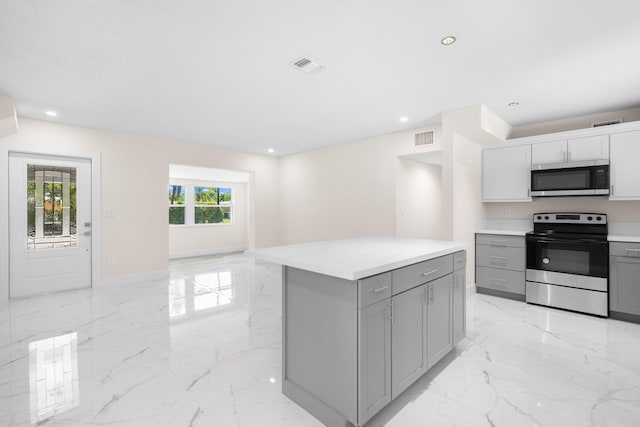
[252,243,469,281]
[608,235,640,243]
[475,229,530,236]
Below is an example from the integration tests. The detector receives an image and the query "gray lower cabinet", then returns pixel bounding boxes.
[475,233,525,300]
[391,284,427,398]
[426,275,453,368]
[452,267,466,345]
[358,298,392,423]
[610,242,640,321]
[283,251,466,427]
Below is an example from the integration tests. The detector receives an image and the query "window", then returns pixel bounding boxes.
[168,184,185,225]
[168,184,233,226]
[194,186,232,224]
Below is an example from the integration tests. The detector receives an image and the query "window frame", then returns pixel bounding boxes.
[168,184,187,226]
[168,182,234,227]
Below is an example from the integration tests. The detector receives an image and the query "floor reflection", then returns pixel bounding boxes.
[28,332,79,424]
[169,270,234,319]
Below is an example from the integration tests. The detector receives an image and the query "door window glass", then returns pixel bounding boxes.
[27,165,77,249]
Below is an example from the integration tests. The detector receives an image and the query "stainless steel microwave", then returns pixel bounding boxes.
[530,160,609,197]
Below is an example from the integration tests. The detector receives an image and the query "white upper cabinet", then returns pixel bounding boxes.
[531,140,566,164]
[567,135,609,162]
[482,145,531,202]
[610,131,640,200]
[531,135,609,165]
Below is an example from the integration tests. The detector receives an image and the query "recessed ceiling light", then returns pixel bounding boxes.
[508,102,520,107]
[45,111,57,117]
[268,148,275,153]
[441,36,456,46]
[399,116,409,123]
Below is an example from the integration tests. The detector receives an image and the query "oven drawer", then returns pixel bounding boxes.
[476,245,525,271]
[610,242,640,257]
[476,267,525,295]
[392,255,453,295]
[476,234,525,248]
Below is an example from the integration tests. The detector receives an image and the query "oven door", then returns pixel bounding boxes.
[526,235,608,291]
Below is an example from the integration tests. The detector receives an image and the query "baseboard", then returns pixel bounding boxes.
[609,311,640,324]
[476,286,526,302]
[97,270,169,287]
[169,247,246,260]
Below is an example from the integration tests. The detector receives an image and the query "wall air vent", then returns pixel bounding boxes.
[592,119,623,128]
[291,57,323,73]
[414,130,434,147]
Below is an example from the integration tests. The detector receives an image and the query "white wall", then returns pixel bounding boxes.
[0,118,280,295]
[169,179,248,258]
[279,126,444,244]
[452,134,486,284]
[395,159,444,240]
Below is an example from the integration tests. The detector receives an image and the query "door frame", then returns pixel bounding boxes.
[0,143,102,301]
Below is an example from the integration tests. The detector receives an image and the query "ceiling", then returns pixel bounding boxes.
[1,0,639,156]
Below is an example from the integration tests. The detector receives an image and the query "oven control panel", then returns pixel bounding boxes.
[533,213,607,224]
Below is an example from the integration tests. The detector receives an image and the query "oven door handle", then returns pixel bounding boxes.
[529,237,607,245]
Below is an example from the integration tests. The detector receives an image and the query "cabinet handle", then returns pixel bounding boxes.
[390,303,394,322]
[611,185,615,196]
[456,258,465,263]
[490,256,507,261]
[567,151,571,162]
[421,269,438,277]
[372,285,389,293]
[490,278,507,283]
[625,249,640,256]
[490,240,507,247]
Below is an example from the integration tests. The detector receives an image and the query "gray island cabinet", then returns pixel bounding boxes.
[252,237,467,427]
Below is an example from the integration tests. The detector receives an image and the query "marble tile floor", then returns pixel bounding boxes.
[0,254,638,426]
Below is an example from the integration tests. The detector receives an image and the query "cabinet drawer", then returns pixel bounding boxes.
[476,234,525,248]
[610,242,640,257]
[358,272,392,308]
[453,251,466,271]
[392,255,453,295]
[476,267,525,295]
[476,245,525,271]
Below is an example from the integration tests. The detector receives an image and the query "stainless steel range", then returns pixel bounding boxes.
[526,213,608,316]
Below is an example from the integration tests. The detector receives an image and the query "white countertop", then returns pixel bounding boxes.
[475,228,530,236]
[250,236,468,281]
[475,218,531,236]
[608,222,640,242]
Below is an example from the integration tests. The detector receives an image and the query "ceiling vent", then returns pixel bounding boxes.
[290,57,323,73]
[415,130,434,147]
[592,119,623,128]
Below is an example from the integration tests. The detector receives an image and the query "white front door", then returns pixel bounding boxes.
[9,153,92,298]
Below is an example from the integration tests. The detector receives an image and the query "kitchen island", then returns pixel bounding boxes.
[252,236,468,427]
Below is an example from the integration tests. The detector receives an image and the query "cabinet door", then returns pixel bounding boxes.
[358,298,392,424]
[391,285,426,399]
[452,269,466,345]
[567,135,609,162]
[610,256,640,316]
[427,275,453,369]
[610,131,640,200]
[482,145,531,202]
[531,140,566,164]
